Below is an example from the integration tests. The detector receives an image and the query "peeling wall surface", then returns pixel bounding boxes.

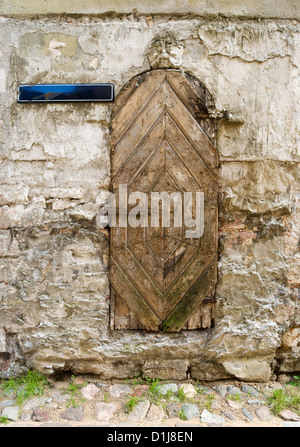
[0,1,299,381]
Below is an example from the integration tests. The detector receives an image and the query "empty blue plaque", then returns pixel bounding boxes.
[18,83,114,103]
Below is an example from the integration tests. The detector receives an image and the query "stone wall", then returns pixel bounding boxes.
[0,2,299,381]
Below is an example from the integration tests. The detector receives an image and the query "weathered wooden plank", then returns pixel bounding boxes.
[163,243,198,290]
[147,231,181,264]
[112,70,166,143]
[112,117,165,187]
[165,142,205,248]
[166,70,217,144]
[128,241,164,292]
[111,258,161,330]
[110,226,127,249]
[163,259,217,332]
[165,82,218,173]
[112,248,164,316]
[166,116,218,252]
[129,140,166,192]
[114,291,131,329]
[166,70,208,116]
[112,74,145,119]
[187,305,202,329]
[129,306,140,329]
[165,141,201,192]
[184,71,215,112]
[112,288,147,331]
[163,250,217,313]
[127,223,146,248]
[110,286,116,330]
[166,114,216,191]
[111,85,166,175]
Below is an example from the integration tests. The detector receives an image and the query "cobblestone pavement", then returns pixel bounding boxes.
[1,376,300,428]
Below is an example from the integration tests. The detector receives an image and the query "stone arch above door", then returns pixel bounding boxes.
[110,69,218,332]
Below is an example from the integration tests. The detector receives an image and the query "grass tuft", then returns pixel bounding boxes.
[126,396,139,413]
[177,387,187,403]
[0,416,9,424]
[268,387,300,415]
[178,408,187,420]
[65,375,86,408]
[0,370,48,406]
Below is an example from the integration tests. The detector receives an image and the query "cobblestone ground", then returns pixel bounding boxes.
[1,376,300,428]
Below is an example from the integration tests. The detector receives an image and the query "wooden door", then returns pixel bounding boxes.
[110,69,218,332]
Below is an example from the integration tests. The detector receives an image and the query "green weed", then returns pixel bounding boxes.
[177,387,187,403]
[0,416,9,424]
[226,393,241,403]
[205,393,215,410]
[268,388,300,415]
[66,396,80,408]
[126,396,139,413]
[178,409,187,421]
[144,377,161,403]
[164,389,174,401]
[0,370,48,406]
[144,377,161,393]
[65,375,86,408]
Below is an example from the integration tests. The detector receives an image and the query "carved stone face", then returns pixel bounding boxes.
[147,33,183,69]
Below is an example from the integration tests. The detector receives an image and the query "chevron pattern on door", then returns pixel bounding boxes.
[110,69,218,332]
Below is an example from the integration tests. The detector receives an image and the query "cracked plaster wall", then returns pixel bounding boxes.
[0,11,299,381]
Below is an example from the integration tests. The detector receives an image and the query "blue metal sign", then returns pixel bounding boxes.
[18,83,114,103]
